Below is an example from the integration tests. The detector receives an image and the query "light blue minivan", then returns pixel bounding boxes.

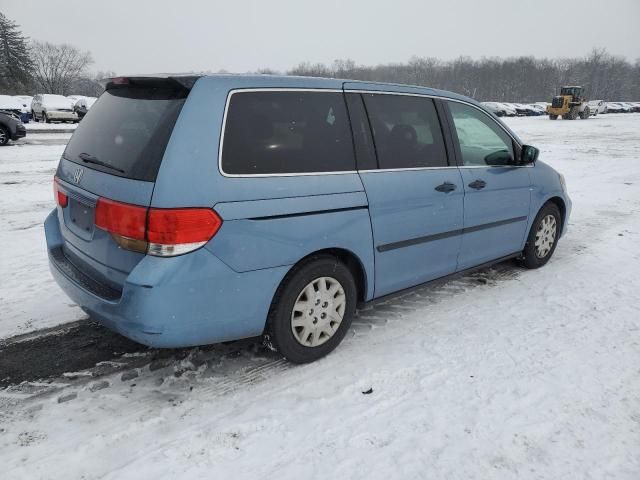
[45,74,571,363]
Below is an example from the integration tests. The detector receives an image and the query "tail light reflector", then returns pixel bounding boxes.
[94,197,222,257]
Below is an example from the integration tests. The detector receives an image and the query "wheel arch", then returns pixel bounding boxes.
[262,247,370,337]
[289,248,369,303]
[546,196,567,235]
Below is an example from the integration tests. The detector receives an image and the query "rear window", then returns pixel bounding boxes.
[221,91,355,175]
[63,86,187,182]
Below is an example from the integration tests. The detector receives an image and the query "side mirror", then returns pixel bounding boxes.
[484,149,514,166]
[520,145,539,165]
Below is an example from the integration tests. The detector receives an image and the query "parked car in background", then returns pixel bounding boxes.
[0,95,26,122]
[526,104,546,116]
[32,94,78,123]
[73,97,97,120]
[497,102,517,116]
[588,100,606,115]
[511,103,538,116]
[13,95,33,122]
[46,74,571,363]
[622,102,640,113]
[619,102,633,113]
[605,102,624,113]
[480,102,507,116]
[0,111,26,146]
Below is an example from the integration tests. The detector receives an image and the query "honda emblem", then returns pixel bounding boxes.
[73,167,84,184]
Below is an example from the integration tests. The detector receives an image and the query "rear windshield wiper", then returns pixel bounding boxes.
[78,152,125,174]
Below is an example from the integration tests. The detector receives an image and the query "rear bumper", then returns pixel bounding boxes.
[46,110,78,121]
[45,210,288,348]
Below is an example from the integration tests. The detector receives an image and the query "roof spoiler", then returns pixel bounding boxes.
[100,74,201,91]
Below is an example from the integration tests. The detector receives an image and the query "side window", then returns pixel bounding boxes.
[448,102,515,166]
[362,93,448,169]
[221,91,354,175]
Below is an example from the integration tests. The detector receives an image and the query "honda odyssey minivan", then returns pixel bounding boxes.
[45,74,571,363]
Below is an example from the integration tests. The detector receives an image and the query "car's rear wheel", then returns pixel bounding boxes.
[0,126,9,146]
[265,255,357,363]
[519,202,561,269]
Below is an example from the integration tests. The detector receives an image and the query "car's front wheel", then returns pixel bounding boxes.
[43,112,50,123]
[519,202,562,269]
[0,126,10,146]
[265,255,357,363]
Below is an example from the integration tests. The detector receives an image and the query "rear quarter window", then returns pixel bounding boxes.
[221,90,355,175]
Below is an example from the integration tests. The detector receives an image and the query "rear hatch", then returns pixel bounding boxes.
[54,77,191,291]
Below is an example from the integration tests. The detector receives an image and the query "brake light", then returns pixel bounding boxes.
[147,208,222,256]
[95,198,147,240]
[110,77,130,85]
[94,197,222,257]
[53,178,68,208]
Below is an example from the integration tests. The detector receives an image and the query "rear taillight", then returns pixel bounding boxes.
[95,198,147,240]
[147,208,222,256]
[94,197,222,257]
[53,178,68,208]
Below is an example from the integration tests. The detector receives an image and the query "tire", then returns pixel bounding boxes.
[43,112,50,123]
[265,255,357,363]
[568,107,579,120]
[32,110,39,122]
[519,202,562,269]
[0,125,9,146]
[549,114,558,120]
[580,107,590,119]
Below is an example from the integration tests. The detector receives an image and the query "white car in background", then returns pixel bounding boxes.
[588,100,606,115]
[31,94,78,123]
[481,102,508,117]
[497,102,517,116]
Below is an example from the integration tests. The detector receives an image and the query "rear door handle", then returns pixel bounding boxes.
[468,179,487,190]
[435,182,457,193]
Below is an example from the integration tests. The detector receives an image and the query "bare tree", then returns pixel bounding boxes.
[31,41,93,94]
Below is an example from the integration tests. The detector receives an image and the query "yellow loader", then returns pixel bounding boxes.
[547,86,590,120]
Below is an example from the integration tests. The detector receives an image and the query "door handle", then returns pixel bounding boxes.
[468,179,487,190]
[435,182,457,193]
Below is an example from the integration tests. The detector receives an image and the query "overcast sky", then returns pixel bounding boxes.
[3,0,639,74]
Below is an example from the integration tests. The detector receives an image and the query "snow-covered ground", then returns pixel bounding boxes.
[0,144,85,339]
[1,114,639,479]
[24,122,77,131]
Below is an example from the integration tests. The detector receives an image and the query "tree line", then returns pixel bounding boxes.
[287,51,640,102]
[2,10,638,102]
[0,12,107,96]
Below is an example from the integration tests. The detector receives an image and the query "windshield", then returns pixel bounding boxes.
[63,85,187,182]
